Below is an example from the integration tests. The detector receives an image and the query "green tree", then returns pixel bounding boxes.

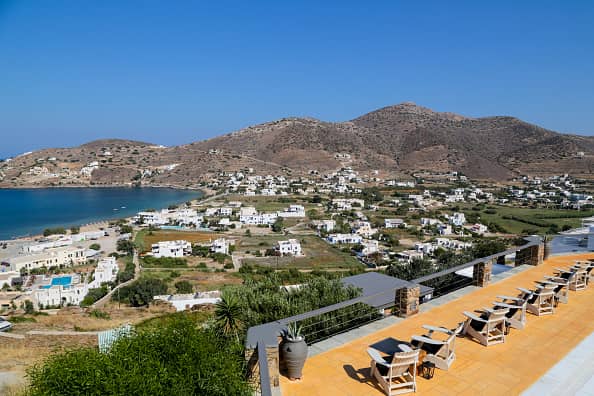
[116,239,136,255]
[24,300,35,314]
[118,278,168,307]
[175,280,193,294]
[89,243,101,250]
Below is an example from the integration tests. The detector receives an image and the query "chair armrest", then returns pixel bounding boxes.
[411,335,444,345]
[517,287,533,295]
[493,302,521,309]
[463,311,487,323]
[421,325,452,335]
[497,295,523,302]
[367,348,389,367]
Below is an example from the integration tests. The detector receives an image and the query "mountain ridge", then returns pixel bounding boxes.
[1,103,593,187]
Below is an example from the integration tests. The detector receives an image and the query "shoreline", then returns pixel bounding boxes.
[0,187,213,243]
[0,183,204,191]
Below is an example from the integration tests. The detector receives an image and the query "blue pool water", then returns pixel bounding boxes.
[0,187,202,240]
[51,276,72,286]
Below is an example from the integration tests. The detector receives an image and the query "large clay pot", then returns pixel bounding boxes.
[280,337,308,380]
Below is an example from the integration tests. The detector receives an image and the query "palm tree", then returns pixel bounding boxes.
[214,292,244,343]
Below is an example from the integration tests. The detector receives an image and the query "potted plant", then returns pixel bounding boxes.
[280,322,308,380]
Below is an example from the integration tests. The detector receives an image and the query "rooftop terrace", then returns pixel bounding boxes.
[280,253,594,395]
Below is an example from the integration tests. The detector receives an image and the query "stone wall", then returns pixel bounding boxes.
[473,261,492,287]
[395,286,420,318]
[515,243,544,266]
[245,344,280,391]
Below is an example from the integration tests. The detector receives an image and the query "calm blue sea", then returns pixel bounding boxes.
[0,188,202,240]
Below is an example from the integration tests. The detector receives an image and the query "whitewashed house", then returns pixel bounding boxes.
[276,239,303,256]
[89,257,119,288]
[449,213,467,227]
[385,219,406,229]
[277,205,306,218]
[8,246,86,272]
[240,212,278,225]
[327,234,363,244]
[210,238,229,255]
[360,240,379,256]
[312,219,335,232]
[151,240,191,258]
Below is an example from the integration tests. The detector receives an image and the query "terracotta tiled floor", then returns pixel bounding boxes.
[281,254,594,396]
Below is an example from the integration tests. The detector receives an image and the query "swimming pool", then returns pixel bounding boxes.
[50,276,72,287]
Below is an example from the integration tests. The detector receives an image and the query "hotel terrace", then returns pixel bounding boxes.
[245,240,594,396]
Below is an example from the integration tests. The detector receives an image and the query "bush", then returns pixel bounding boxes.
[89,309,110,320]
[117,257,135,283]
[117,278,168,306]
[175,280,193,294]
[26,317,252,396]
[81,286,109,307]
[142,256,188,268]
[89,243,101,251]
[43,227,66,237]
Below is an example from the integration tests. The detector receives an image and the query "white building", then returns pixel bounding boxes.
[361,240,379,256]
[449,213,467,227]
[421,218,441,227]
[240,212,278,225]
[7,246,86,272]
[23,236,73,253]
[153,291,221,311]
[312,219,335,232]
[327,234,363,244]
[385,219,406,229]
[151,240,191,258]
[218,207,233,217]
[277,205,306,218]
[134,211,168,226]
[276,239,303,256]
[210,238,229,255]
[331,198,365,211]
[89,257,119,288]
[33,274,88,308]
[470,223,488,235]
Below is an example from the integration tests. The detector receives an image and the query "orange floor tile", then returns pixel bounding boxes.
[281,253,594,396]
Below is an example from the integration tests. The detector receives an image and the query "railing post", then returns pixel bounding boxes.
[473,260,492,287]
[395,286,420,318]
[515,243,544,266]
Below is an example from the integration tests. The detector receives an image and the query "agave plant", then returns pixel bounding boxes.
[285,322,303,341]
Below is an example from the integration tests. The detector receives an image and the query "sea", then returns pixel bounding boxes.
[0,187,202,240]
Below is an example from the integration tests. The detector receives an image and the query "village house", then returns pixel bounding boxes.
[449,212,467,227]
[276,239,303,256]
[327,233,363,245]
[312,219,335,232]
[33,274,87,308]
[7,246,86,272]
[151,240,191,258]
[384,218,406,229]
[210,238,230,255]
[277,204,306,218]
[240,212,278,225]
[360,240,379,256]
[89,257,119,288]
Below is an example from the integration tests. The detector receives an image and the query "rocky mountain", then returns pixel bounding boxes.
[1,102,593,187]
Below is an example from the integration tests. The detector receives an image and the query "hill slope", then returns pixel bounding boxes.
[1,103,592,187]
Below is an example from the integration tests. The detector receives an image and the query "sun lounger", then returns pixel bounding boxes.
[410,322,464,371]
[367,347,419,395]
[517,286,555,316]
[462,308,508,346]
[493,297,528,330]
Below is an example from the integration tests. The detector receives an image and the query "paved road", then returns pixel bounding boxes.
[92,251,140,309]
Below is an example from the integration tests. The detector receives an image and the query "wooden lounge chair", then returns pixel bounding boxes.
[540,277,569,304]
[493,296,528,330]
[410,322,464,371]
[517,286,555,316]
[573,261,594,285]
[462,308,508,346]
[367,348,419,395]
[554,267,587,291]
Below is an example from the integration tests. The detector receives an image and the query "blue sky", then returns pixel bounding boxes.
[1,1,593,158]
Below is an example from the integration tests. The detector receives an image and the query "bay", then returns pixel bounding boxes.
[0,187,202,240]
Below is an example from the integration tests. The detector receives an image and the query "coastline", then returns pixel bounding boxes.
[0,187,211,243]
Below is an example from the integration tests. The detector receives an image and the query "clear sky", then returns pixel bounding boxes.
[1,1,593,158]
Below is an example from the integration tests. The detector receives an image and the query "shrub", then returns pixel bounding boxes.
[89,243,101,251]
[81,286,109,307]
[142,256,187,268]
[117,278,168,306]
[26,317,252,396]
[175,280,193,294]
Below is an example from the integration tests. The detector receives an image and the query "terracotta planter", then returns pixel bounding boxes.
[281,337,308,380]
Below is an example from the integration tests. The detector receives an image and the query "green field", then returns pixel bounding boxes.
[458,204,594,234]
[240,235,363,270]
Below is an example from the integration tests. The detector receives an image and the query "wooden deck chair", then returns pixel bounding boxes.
[410,322,464,371]
[462,308,508,346]
[517,286,555,316]
[367,348,419,395]
[540,277,569,304]
[493,296,528,330]
[554,267,587,291]
[573,261,594,285]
